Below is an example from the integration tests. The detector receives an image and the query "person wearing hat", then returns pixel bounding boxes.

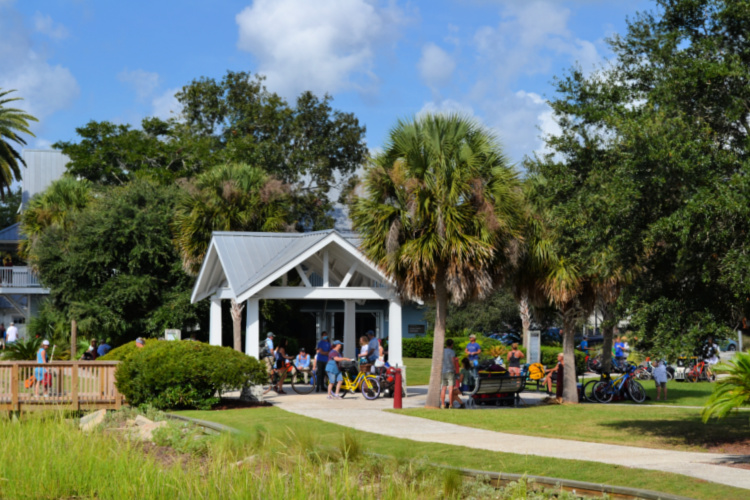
[294,347,311,383]
[87,339,99,360]
[315,331,331,393]
[97,339,112,357]
[326,340,351,399]
[135,337,145,348]
[465,334,482,368]
[35,340,51,397]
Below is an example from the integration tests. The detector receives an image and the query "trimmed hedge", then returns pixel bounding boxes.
[403,337,586,373]
[115,341,267,410]
[99,339,160,362]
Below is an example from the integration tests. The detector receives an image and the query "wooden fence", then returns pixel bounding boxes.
[0,361,124,411]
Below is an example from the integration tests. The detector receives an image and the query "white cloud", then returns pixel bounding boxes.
[417,43,455,89]
[118,69,161,102]
[151,88,182,120]
[235,0,406,98]
[0,7,79,121]
[33,12,69,40]
[418,99,475,118]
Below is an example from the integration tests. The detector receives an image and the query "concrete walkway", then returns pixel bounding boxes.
[265,386,750,490]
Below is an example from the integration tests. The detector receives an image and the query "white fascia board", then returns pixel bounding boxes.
[236,232,392,303]
[256,287,394,301]
[191,241,231,303]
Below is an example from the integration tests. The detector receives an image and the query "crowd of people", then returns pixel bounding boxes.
[260,329,387,399]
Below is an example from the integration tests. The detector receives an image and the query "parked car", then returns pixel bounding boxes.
[499,332,522,345]
[541,328,562,346]
[721,339,738,352]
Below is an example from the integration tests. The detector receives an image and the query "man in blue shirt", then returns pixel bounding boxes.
[294,348,311,383]
[97,340,112,357]
[366,330,379,364]
[263,332,275,377]
[465,334,481,366]
[315,331,331,393]
[577,336,589,356]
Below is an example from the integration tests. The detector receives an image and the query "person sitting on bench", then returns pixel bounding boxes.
[543,353,564,401]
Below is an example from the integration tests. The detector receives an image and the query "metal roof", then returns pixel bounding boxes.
[0,223,22,243]
[191,229,390,303]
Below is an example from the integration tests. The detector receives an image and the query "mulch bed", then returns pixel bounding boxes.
[211,399,273,411]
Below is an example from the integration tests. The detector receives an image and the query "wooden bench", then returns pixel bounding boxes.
[466,372,526,408]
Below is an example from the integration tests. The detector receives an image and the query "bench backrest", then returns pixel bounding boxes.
[474,374,525,395]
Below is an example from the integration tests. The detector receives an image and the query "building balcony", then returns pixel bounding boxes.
[0,266,44,290]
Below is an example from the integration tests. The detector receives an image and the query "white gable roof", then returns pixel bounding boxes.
[191,229,391,303]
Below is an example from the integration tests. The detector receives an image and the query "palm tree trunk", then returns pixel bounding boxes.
[600,306,615,374]
[519,293,532,347]
[70,319,77,360]
[230,299,245,352]
[561,305,578,404]
[425,270,448,409]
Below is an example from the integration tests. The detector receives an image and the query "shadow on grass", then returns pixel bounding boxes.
[600,413,750,451]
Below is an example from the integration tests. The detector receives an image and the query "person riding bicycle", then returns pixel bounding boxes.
[702,336,720,366]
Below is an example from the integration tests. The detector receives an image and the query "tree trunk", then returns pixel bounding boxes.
[519,293,532,347]
[600,306,615,374]
[561,305,579,404]
[70,319,77,360]
[425,271,448,409]
[230,299,245,353]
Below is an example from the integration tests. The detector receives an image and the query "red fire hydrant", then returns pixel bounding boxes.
[393,368,403,409]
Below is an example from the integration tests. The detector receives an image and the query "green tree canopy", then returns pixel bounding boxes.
[351,113,524,408]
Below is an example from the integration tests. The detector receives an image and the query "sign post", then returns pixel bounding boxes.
[528,330,541,364]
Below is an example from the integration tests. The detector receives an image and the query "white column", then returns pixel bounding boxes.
[388,299,403,366]
[209,296,222,346]
[343,299,356,358]
[246,298,260,358]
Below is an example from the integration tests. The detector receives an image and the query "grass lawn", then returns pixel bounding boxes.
[394,403,749,454]
[404,357,430,386]
[179,406,749,500]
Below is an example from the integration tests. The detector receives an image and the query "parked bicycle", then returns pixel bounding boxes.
[338,361,381,400]
[686,358,716,383]
[592,363,646,403]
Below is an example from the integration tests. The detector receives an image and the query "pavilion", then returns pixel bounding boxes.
[190,230,427,365]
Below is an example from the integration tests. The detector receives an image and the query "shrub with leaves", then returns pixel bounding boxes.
[115,341,266,410]
[702,353,750,424]
[98,338,160,362]
[2,336,42,360]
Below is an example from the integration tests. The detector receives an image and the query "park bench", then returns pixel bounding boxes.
[465,371,526,409]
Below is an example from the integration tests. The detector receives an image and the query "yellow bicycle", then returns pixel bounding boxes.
[339,362,381,400]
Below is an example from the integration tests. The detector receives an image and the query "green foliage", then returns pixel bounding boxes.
[0,186,20,229]
[152,421,212,456]
[1,336,42,360]
[115,341,267,410]
[424,288,521,334]
[0,89,37,197]
[540,346,586,375]
[702,353,750,423]
[29,179,207,343]
[403,336,505,360]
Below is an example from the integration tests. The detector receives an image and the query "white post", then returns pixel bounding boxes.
[209,296,222,346]
[323,250,329,287]
[388,299,403,366]
[246,298,260,358]
[344,299,356,358]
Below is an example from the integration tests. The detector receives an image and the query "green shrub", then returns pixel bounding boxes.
[115,341,267,410]
[539,346,586,374]
[403,336,503,359]
[99,338,160,361]
[1,336,42,360]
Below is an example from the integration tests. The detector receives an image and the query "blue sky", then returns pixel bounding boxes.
[1,0,653,165]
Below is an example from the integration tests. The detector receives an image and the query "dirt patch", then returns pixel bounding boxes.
[706,437,750,456]
[211,399,273,411]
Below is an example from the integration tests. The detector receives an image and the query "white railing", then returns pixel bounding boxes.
[0,267,42,287]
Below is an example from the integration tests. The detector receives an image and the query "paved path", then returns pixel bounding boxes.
[264,386,750,490]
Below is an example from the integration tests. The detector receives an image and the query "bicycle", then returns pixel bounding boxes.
[290,367,325,395]
[686,358,716,383]
[592,363,646,403]
[338,362,381,400]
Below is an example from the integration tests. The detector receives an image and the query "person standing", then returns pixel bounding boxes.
[577,336,589,356]
[6,321,18,345]
[366,330,379,364]
[653,359,668,401]
[465,334,482,367]
[315,331,331,393]
[326,340,350,399]
[506,343,525,376]
[262,332,276,378]
[440,339,457,408]
[35,340,50,397]
[0,323,5,349]
[614,336,626,369]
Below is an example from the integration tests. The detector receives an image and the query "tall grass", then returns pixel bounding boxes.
[0,412,593,499]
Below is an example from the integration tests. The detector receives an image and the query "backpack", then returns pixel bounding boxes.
[259,341,271,358]
[528,363,545,380]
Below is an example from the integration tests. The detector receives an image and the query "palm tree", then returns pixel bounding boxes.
[702,353,750,423]
[172,163,291,352]
[0,89,37,198]
[20,176,92,359]
[351,114,524,408]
